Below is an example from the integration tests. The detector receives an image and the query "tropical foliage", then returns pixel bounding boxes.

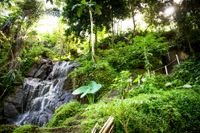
[0,0,200,132]
[72,81,102,103]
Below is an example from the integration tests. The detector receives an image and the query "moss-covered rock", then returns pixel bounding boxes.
[46,101,82,127]
[13,125,40,133]
[0,125,17,133]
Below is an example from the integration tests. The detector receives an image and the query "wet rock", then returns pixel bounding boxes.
[39,114,48,126]
[27,58,53,80]
[33,64,52,80]
[63,78,73,90]
[64,93,74,103]
[5,86,23,111]
[31,100,41,111]
[4,102,19,118]
[4,60,79,126]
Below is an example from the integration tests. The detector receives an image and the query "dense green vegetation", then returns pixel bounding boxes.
[0,0,200,133]
[47,61,200,132]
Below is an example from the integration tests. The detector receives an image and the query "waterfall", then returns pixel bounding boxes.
[14,61,78,126]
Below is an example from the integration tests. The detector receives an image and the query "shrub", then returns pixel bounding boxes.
[97,46,144,71]
[111,71,131,99]
[172,59,200,84]
[20,43,59,75]
[80,89,200,133]
[97,33,168,71]
[70,59,117,96]
[129,74,169,97]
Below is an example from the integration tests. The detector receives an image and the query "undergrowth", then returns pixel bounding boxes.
[46,59,200,133]
[80,88,200,133]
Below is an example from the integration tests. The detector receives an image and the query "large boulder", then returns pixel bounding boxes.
[4,102,19,118]
[27,58,53,80]
[3,86,23,122]
[5,86,23,111]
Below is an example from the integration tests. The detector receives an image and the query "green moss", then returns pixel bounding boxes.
[13,125,40,133]
[40,127,80,133]
[46,101,82,127]
[0,125,17,133]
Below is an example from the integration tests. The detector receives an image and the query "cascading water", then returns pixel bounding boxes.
[14,61,78,126]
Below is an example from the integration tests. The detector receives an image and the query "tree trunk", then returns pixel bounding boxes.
[111,14,115,45]
[9,38,23,69]
[132,10,136,35]
[8,16,25,69]
[128,0,136,35]
[67,35,70,54]
[89,8,95,63]
[95,27,98,46]
[187,37,194,56]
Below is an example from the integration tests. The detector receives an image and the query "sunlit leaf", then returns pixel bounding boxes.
[81,0,86,5]
[72,85,89,95]
[95,5,102,15]
[88,81,102,94]
[72,81,102,98]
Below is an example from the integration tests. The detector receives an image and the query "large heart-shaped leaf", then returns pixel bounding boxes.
[72,85,89,95]
[87,81,102,94]
[80,89,90,98]
[72,81,102,98]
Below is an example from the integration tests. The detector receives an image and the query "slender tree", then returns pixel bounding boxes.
[72,0,101,62]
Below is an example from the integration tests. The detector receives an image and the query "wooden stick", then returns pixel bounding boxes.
[99,116,114,133]
[176,54,180,65]
[102,117,114,133]
[108,124,114,133]
[165,65,168,75]
[99,117,111,133]
[91,123,98,133]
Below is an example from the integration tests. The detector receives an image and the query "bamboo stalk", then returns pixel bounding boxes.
[99,117,112,133]
[108,124,114,133]
[102,118,114,133]
[91,123,98,133]
[100,116,114,133]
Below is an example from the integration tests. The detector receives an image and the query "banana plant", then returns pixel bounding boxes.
[72,81,102,104]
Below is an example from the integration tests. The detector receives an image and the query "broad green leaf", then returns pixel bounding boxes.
[80,89,90,98]
[72,81,102,98]
[72,85,89,95]
[165,82,172,87]
[81,0,86,5]
[133,75,142,83]
[88,81,102,94]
